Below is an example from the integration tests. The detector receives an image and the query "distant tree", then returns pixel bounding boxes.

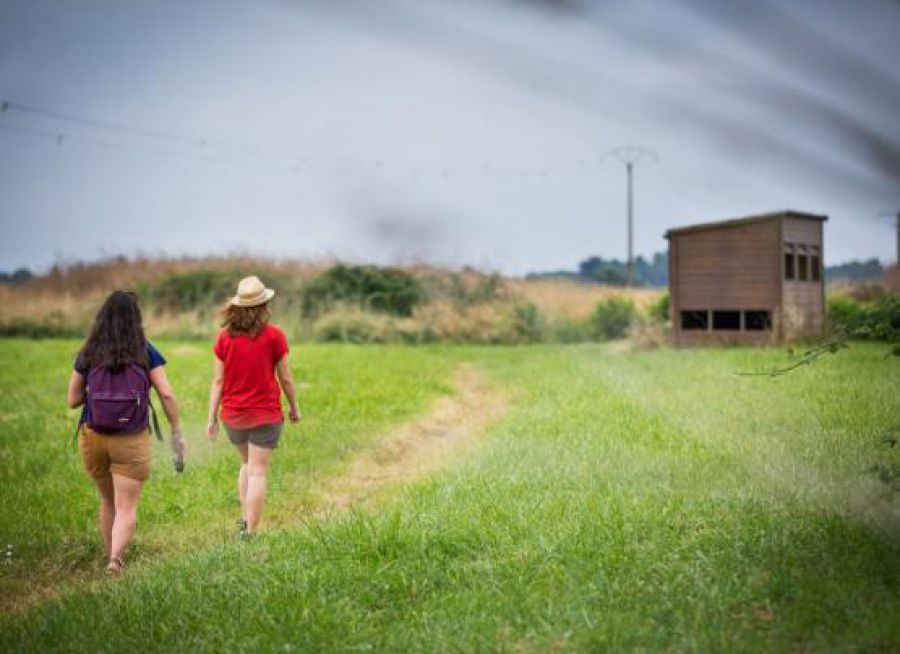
[825,259,884,283]
[576,252,668,287]
[578,257,627,286]
[0,268,34,284]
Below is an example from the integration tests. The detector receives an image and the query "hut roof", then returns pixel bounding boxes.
[664,210,827,239]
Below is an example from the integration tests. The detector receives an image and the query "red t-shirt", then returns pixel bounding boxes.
[214,324,289,429]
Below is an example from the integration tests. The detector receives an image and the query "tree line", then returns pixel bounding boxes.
[527,253,888,287]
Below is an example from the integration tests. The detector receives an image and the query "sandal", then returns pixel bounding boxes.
[237,518,248,539]
[105,556,124,575]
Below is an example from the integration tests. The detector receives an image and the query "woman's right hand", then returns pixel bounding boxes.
[171,429,187,456]
[206,420,219,441]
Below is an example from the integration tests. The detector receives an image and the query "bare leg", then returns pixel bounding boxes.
[246,445,273,533]
[95,475,115,557]
[236,443,249,523]
[110,474,143,563]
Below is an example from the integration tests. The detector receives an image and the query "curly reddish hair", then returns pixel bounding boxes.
[221,302,272,337]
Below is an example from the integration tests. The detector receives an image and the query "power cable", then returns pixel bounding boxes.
[2,100,211,148]
[0,97,614,179]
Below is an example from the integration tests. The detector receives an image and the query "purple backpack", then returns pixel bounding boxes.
[86,363,151,435]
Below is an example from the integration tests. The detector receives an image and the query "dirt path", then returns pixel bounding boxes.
[4,363,508,614]
[315,363,508,513]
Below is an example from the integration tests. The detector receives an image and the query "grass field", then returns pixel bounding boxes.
[0,339,898,652]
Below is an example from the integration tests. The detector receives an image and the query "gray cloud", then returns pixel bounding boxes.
[0,0,897,273]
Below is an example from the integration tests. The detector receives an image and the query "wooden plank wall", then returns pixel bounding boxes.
[675,330,776,346]
[782,217,825,338]
[671,219,780,310]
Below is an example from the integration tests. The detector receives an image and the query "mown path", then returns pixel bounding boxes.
[318,364,508,513]
[4,361,509,614]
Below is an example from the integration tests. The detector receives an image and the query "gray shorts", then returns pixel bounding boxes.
[225,422,283,449]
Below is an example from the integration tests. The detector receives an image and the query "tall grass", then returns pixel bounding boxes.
[0,257,663,343]
[0,341,897,651]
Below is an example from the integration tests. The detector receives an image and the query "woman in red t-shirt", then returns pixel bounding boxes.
[206,276,300,537]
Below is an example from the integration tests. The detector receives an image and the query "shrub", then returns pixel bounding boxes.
[629,319,669,349]
[312,308,395,344]
[447,273,503,306]
[826,295,864,335]
[590,297,636,340]
[827,293,900,341]
[647,292,670,323]
[412,302,508,344]
[147,270,245,311]
[857,294,900,340]
[0,317,83,338]
[302,265,425,318]
[546,317,592,343]
[501,303,544,344]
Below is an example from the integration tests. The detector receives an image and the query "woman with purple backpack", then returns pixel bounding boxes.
[66,290,185,575]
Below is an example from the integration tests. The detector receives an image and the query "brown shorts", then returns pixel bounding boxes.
[78,424,152,482]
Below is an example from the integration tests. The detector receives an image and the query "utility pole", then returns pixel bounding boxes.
[881,211,900,265]
[610,147,657,286]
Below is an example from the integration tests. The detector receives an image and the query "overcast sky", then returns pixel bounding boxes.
[1,0,898,275]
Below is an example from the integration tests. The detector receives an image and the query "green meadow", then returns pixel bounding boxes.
[0,339,898,652]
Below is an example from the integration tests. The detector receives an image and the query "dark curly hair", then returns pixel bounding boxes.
[221,302,271,337]
[80,291,148,371]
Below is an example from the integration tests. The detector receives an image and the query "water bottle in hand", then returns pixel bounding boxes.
[171,429,186,473]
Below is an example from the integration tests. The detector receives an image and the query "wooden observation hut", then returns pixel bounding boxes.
[665,211,827,344]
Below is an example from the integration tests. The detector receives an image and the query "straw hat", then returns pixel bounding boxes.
[230,276,275,307]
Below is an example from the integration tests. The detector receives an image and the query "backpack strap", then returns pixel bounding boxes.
[149,400,164,442]
[142,356,163,442]
[72,419,81,452]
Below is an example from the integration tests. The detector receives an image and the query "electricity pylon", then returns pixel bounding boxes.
[610,146,657,286]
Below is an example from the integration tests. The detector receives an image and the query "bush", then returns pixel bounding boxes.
[312,309,394,343]
[502,303,544,344]
[857,294,900,340]
[446,273,503,306]
[590,297,636,340]
[0,317,83,338]
[546,317,592,344]
[147,270,245,311]
[629,319,669,349]
[648,292,670,323]
[302,265,425,318]
[827,293,900,340]
[827,295,864,335]
[310,307,432,344]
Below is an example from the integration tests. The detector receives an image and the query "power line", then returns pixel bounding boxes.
[0,97,612,179]
[0,122,266,169]
[2,100,211,148]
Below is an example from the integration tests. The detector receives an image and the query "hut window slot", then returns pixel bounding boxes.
[797,245,809,281]
[712,310,740,330]
[744,310,771,331]
[810,246,821,282]
[784,244,795,280]
[681,310,708,330]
